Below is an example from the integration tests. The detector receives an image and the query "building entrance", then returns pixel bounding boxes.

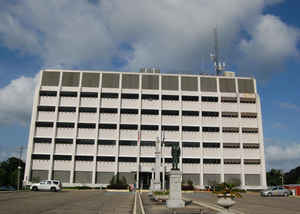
[139,172,152,189]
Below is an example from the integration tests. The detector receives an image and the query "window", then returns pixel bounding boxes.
[76,139,95,144]
[164,141,179,147]
[141,125,159,131]
[162,125,179,131]
[121,93,139,99]
[224,159,241,164]
[141,109,159,115]
[219,78,236,93]
[222,127,239,133]
[182,158,200,164]
[162,76,179,90]
[58,107,76,112]
[221,97,237,103]
[122,74,139,89]
[238,79,255,93]
[182,111,199,116]
[56,122,75,128]
[140,157,155,163]
[182,96,199,101]
[202,127,219,132]
[140,141,155,147]
[120,124,138,130]
[38,106,55,112]
[101,93,119,99]
[32,154,50,160]
[53,155,72,161]
[141,94,159,100]
[162,95,179,101]
[60,91,77,97]
[61,72,80,87]
[182,142,200,148]
[223,143,240,148]
[244,159,261,165]
[75,156,93,161]
[202,111,219,117]
[55,138,73,144]
[202,96,218,102]
[97,156,115,161]
[102,73,120,88]
[242,128,258,133]
[78,123,96,129]
[39,91,57,96]
[97,140,116,145]
[162,110,179,116]
[182,126,199,132]
[118,157,137,162]
[81,73,99,87]
[201,77,217,92]
[99,124,117,129]
[100,108,118,114]
[119,140,137,146]
[41,71,60,86]
[203,143,220,148]
[222,112,238,118]
[120,109,138,114]
[240,98,256,104]
[79,107,97,113]
[241,112,257,118]
[181,76,198,91]
[80,92,98,98]
[34,138,52,143]
[36,122,54,127]
[203,159,221,164]
[142,75,159,90]
[243,143,259,149]
[164,158,173,163]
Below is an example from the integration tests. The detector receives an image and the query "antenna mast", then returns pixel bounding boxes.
[210,28,226,76]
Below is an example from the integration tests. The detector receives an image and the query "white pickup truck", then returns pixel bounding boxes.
[30,180,62,192]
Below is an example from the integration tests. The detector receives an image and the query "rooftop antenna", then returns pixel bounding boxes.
[210,28,226,76]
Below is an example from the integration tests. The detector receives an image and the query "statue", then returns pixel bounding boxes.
[171,144,180,170]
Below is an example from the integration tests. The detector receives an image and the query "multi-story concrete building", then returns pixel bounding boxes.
[24,69,267,189]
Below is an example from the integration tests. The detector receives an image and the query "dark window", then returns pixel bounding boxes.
[164,158,173,163]
[202,127,219,132]
[203,143,220,148]
[120,109,138,114]
[55,138,73,144]
[141,125,159,131]
[99,124,117,129]
[141,109,159,115]
[140,141,155,147]
[101,93,119,99]
[75,156,94,161]
[164,141,179,147]
[223,143,240,148]
[202,111,219,117]
[182,111,199,116]
[53,155,72,161]
[32,154,50,160]
[201,96,218,102]
[140,157,155,163]
[100,108,118,114]
[221,97,237,103]
[162,125,179,131]
[58,106,76,112]
[97,140,116,145]
[242,128,258,133]
[118,157,137,162]
[121,93,139,99]
[243,143,259,149]
[56,122,75,128]
[38,106,55,112]
[244,159,261,165]
[36,122,54,127]
[224,159,241,164]
[240,98,256,104]
[119,140,137,146]
[39,91,57,96]
[60,91,77,97]
[76,139,95,144]
[182,158,200,164]
[241,113,257,118]
[222,127,239,133]
[142,94,159,100]
[97,156,115,161]
[182,96,199,101]
[182,142,200,148]
[79,107,97,113]
[33,138,52,143]
[222,112,238,118]
[203,159,221,164]
[120,124,138,130]
[162,95,179,101]
[78,123,96,129]
[80,92,98,98]
[162,110,179,116]
[182,126,200,132]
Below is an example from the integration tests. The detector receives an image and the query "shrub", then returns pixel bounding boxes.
[107,174,128,189]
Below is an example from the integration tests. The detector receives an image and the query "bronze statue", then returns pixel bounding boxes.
[171,144,180,170]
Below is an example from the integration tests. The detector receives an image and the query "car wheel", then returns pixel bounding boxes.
[51,187,56,192]
[284,192,288,197]
[267,193,272,197]
[32,186,38,191]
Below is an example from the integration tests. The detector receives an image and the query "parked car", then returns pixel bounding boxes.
[30,180,62,192]
[261,186,291,197]
[0,186,16,191]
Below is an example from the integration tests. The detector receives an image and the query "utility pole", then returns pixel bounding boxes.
[16,146,24,191]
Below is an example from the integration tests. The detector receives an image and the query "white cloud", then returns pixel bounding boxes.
[279,102,300,112]
[0,74,39,125]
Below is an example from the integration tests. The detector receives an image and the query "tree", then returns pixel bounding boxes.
[267,169,282,186]
[0,157,25,187]
[284,166,300,184]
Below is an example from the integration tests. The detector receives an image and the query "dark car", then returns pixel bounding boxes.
[0,186,16,191]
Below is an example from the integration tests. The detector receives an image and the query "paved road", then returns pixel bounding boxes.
[184,192,300,214]
[0,190,134,214]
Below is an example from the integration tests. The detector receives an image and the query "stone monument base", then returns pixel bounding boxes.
[167,170,185,209]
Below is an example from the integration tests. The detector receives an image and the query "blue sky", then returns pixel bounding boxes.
[0,0,299,172]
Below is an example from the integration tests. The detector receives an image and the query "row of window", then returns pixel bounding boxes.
[35,122,259,133]
[33,138,260,148]
[40,91,256,104]
[31,154,260,164]
[37,106,258,118]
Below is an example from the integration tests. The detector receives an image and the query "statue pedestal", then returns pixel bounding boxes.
[167,170,185,208]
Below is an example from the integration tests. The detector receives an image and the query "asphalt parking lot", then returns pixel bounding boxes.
[0,190,134,214]
[184,192,300,214]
